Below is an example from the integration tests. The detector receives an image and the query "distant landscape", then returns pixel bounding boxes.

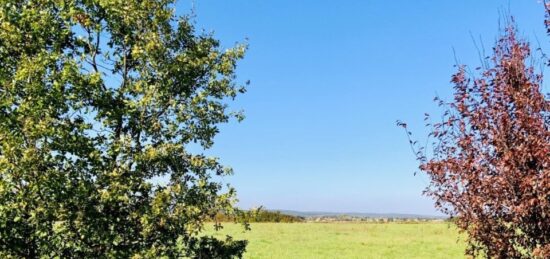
[276,210,447,220]
[212,209,448,224]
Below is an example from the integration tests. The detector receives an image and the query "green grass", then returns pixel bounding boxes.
[204,222,465,259]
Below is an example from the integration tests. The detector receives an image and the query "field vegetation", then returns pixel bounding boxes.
[204,222,465,259]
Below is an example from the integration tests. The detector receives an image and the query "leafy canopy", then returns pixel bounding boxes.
[0,0,247,257]
[400,20,549,258]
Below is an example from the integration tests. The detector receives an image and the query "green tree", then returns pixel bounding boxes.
[0,0,247,257]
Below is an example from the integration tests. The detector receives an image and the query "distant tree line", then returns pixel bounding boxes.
[213,208,305,223]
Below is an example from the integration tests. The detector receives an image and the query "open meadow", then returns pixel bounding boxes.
[205,222,465,258]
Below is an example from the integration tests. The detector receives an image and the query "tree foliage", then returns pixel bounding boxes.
[0,0,247,257]
[213,207,305,223]
[400,19,549,258]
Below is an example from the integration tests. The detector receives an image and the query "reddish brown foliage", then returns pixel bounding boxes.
[401,20,550,257]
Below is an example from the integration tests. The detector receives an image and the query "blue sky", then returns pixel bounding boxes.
[176,1,548,215]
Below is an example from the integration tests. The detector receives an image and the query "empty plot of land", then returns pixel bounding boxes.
[205,222,465,258]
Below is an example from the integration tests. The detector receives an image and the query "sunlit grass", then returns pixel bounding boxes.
[204,222,465,258]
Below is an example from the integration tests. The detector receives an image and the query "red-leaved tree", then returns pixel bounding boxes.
[400,19,549,257]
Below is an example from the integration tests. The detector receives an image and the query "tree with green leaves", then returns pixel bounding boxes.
[0,0,248,257]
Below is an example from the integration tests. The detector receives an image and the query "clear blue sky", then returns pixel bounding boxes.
[176,1,548,215]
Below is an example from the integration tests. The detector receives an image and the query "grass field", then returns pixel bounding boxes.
[205,222,465,259]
